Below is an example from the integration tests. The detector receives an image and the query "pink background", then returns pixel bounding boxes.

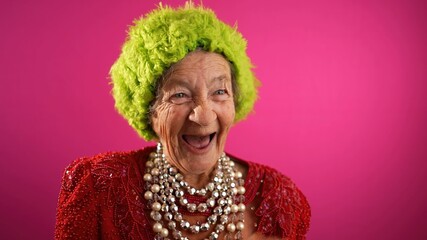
[1,0,426,239]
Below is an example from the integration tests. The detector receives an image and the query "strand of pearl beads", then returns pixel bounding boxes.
[143,143,246,240]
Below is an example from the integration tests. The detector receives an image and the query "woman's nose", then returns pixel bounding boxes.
[189,101,217,126]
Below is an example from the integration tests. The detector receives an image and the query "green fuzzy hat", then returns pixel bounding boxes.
[110,2,259,140]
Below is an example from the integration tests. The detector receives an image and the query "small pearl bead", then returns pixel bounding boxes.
[152,202,161,211]
[237,186,246,195]
[227,223,236,232]
[231,204,239,213]
[153,222,162,233]
[236,171,242,178]
[236,221,245,231]
[160,228,169,237]
[238,203,246,212]
[144,191,153,200]
[151,184,160,193]
[143,173,152,181]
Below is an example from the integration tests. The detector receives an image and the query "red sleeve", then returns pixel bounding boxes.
[255,164,311,240]
[295,186,311,240]
[55,158,99,240]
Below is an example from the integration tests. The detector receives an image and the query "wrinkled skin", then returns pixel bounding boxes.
[150,51,235,188]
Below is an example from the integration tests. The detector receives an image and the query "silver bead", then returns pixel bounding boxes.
[169,167,177,175]
[190,225,200,233]
[215,224,224,231]
[167,195,176,203]
[197,203,208,212]
[207,183,215,191]
[223,206,231,214]
[218,198,226,206]
[175,173,183,181]
[220,191,227,197]
[209,232,219,240]
[174,213,182,221]
[207,198,216,207]
[220,215,228,224]
[168,221,176,230]
[187,203,197,213]
[212,191,219,198]
[164,212,173,221]
[188,187,196,195]
[199,188,207,196]
[170,204,178,212]
[179,198,188,206]
[207,214,217,224]
[200,222,210,231]
[180,221,190,229]
[172,230,182,239]
[213,206,222,214]
[150,211,162,221]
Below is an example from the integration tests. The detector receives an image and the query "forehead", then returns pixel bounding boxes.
[166,51,231,82]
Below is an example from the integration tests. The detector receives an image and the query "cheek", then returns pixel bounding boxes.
[152,103,190,137]
[218,101,236,130]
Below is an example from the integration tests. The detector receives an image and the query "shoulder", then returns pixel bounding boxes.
[237,159,311,239]
[61,147,154,193]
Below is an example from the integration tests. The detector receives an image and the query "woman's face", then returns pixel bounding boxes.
[151,51,235,176]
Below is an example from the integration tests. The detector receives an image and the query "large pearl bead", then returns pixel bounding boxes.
[152,202,161,211]
[151,184,160,193]
[143,173,152,181]
[238,203,246,212]
[236,221,245,231]
[237,186,246,195]
[231,204,239,213]
[144,191,153,200]
[152,222,162,233]
[151,168,160,176]
[160,228,169,237]
[227,223,236,232]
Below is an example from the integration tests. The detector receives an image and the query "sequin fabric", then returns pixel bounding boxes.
[55,147,310,239]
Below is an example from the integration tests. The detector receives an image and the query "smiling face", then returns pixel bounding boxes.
[150,51,235,177]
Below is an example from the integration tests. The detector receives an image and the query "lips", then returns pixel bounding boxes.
[182,133,216,149]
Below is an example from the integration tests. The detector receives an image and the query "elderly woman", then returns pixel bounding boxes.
[55,3,310,240]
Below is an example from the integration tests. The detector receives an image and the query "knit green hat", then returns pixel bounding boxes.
[110,2,259,140]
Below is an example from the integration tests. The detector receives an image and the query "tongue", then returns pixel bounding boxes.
[184,135,211,149]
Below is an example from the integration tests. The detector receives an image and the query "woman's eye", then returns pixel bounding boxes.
[173,92,186,98]
[214,89,226,95]
[169,92,190,104]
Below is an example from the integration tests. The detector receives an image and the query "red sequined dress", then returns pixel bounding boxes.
[55,147,310,239]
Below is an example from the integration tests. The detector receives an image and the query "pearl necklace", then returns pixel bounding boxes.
[143,143,246,240]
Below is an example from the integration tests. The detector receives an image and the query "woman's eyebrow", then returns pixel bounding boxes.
[210,74,228,85]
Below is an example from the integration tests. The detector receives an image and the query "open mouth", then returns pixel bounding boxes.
[182,132,216,149]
